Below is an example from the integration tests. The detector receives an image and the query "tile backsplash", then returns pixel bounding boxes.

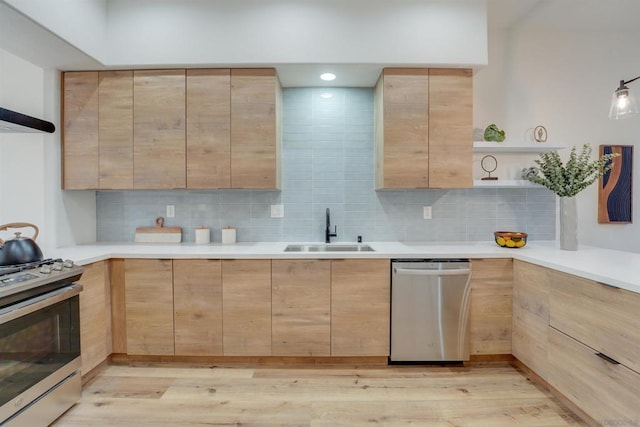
[97,88,556,243]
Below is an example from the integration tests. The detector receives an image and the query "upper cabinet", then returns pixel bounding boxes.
[99,71,134,189]
[186,69,231,189]
[374,68,473,189]
[62,68,281,190]
[133,69,186,189]
[231,69,282,189]
[63,72,99,189]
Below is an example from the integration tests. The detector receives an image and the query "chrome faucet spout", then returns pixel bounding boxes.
[325,208,337,243]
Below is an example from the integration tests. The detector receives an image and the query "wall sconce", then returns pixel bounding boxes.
[609,76,640,119]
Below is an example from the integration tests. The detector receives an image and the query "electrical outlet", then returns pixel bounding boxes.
[166,205,175,218]
[423,206,432,220]
[270,204,284,218]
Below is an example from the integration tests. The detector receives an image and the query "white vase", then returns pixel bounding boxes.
[559,196,578,251]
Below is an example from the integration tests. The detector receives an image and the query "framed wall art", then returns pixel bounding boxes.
[598,145,633,224]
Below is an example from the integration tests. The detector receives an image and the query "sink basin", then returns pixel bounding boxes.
[284,244,375,252]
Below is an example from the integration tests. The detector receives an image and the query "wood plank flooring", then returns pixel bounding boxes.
[53,362,586,426]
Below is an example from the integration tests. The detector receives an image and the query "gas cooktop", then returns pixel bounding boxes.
[0,258,84,304]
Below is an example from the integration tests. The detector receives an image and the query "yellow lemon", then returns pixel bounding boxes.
[515,240,525,247]
[506,239,516,247]
[496,237,506,246]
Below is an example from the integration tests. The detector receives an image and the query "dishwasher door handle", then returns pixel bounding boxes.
[393,267,471,276]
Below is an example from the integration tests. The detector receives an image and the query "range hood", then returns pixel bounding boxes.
[0,107,55,133]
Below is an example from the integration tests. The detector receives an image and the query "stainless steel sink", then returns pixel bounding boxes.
[284,244,375,252]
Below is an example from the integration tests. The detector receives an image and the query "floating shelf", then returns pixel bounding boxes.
[473,179,541,188]
[473,141,566,153]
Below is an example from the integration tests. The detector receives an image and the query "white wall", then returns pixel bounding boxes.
[3,0,107,62]
[0,47,96,249]
[474,28,640,253]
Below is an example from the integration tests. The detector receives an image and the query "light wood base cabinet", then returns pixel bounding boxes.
[78,261,111,375]
[549,269,640,374]
[512,260,549,380]
[331,259,390,356]
[222,260,272,356]
[548,327,640,424]
[469,259,512,356]
[124,259,175,356]
[173,259,223,356]
[272,260,331,356]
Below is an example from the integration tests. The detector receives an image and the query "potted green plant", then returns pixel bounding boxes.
[524,144,618,250]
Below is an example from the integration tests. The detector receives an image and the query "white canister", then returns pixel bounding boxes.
[221,227,236,244]
[195,227,210,245]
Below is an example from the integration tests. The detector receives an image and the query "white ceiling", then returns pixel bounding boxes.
[2,0,640,87]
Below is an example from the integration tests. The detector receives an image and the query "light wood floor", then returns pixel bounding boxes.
[53,362,586,426]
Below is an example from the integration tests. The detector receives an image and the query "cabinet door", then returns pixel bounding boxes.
[99,70,133,189]
[548,327,640,423]
[230,69,280,189]
[375,68,429,189]
[469,259,513,356]
[63,71,99,189]
[272,260,331,356]
[186,69,231,189]
[222,260,272,355]
[549,270,640,374]
[428,68,472,188]
[512,260,549,380]
[78,261,111,375]
[174,259,223,356]
[133,69,186,189]
[331,259,390,356]
[124,259,174,355]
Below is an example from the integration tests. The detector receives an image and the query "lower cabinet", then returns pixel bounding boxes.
[331,259,390,356]
[78,261,111,375]
[548,327,640,423]
[272,260,331,356]
[547,269,640,423]
[512,260,549,380]
[173,259,223,356]
[222,259,272,356]
[469,259,513,356]
[124,259,175,355]
[114,257,420,360]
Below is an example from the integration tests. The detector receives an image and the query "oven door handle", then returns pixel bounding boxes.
[0,284,83,324]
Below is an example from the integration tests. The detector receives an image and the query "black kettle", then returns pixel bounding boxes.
[0,223,44,266]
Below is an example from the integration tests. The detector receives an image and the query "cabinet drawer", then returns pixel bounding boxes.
[549,270,640,373]
[548,327,640,424]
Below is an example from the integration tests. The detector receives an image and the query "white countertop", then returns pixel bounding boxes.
[45,241,640,294]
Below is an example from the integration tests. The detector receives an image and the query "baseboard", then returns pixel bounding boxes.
[511,359,599,427]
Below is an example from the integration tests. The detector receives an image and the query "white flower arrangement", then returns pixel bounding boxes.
[525,144,619,197]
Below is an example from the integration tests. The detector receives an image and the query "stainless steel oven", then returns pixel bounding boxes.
[0,260,83,426]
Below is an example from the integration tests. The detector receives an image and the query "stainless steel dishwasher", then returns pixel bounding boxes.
[390,259,472,363]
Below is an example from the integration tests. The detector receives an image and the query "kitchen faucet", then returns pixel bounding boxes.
[325,208,337,243]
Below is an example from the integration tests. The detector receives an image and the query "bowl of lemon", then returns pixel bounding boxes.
[494,231,527,248]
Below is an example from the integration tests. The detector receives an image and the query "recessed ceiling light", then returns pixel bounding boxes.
[320,73,336,81]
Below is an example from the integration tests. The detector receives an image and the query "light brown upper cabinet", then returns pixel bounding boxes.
[186,69,231,189]
[63,72,99,189]
[63,70,134,190]
[133,69,186,189]
[230,69,282,189]
[99,71,134,189]
[63,68,281,190]
[374,68,472,189]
